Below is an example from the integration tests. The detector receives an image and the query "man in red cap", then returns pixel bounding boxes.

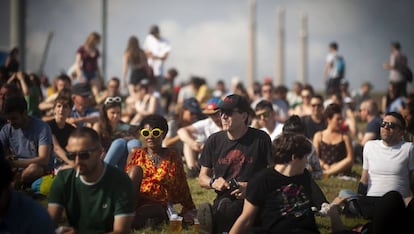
[177,97,223,178]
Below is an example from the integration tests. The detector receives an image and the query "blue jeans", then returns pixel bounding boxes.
[104,138,141,169]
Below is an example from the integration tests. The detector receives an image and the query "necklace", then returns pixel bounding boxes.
[147,151,161,166]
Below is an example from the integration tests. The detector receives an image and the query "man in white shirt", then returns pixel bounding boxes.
[347,112,414,219]
[253,99,283,141]
[177,98,223,178]
[143,25,171,89]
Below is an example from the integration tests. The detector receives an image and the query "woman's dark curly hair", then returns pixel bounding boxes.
[272,132,312,164]
[324,103,342,120]
[139,114,169,134]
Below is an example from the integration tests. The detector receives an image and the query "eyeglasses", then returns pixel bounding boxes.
[140,128,164,138]
[220,109,241,117]
[104,96,122,105]
[311,104,322,108]
[380,121,400,129]
[66,147,98,161]
[256,111,270,118]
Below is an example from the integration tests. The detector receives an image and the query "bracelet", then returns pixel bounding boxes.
[209,178,215,189]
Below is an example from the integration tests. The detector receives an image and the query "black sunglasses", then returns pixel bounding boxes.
[380,121,400,129]
[66,148,98,160]
[220,109,242,116]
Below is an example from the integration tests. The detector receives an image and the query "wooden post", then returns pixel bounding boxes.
[299,12,308,84]
[247,0,256,94]
[275,7,285,86]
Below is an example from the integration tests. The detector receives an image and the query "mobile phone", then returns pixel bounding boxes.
[228,178,239,192]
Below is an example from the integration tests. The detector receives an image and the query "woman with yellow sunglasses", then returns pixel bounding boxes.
[125,114,197,229]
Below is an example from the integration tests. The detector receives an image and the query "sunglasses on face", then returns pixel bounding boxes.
[256,111,270,118]
[220,109,241,117]
[140,128,164,138]
[104,96,122,105]
[380,121,400,129]
[66,148,97,161]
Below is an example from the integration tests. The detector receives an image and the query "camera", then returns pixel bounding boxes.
[228,178,239,192]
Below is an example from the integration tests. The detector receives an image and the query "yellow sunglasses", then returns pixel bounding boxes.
[140,128,164,138]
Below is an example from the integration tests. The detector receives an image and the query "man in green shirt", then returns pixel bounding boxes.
[48,127,135,234]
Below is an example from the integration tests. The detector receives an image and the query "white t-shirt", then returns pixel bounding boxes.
[363,140,414,197]
[260,123,284,141]
[192,117,222,143]
[143,34,171,76]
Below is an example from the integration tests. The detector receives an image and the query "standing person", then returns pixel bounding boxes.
[197,94,273,234]
[229,133,321,234]
[313,103,354,178]
[143,25,171,90]
[93,96,141,169]
[0,158,55,234]
[301,94,326,140]
[75,32,102,96]
[48,127,135,234]
[383,41,410,95]
[324,41,346,95]
[125,114,197,229]
[0,95,54,186]
[122,35,151,94]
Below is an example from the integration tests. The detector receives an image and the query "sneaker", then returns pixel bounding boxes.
[197,202,213,234]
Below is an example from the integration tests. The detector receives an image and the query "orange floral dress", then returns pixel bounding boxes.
[125,147,196,213]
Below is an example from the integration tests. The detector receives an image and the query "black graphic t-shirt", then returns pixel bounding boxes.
[246,168,320,233]
[200,127,272,184]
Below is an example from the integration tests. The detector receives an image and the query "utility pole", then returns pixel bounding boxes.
[102,0,108,81]
[275,7,285,86]
[10,0,25,69]
[299,12,308,84]
[247,0,256,94]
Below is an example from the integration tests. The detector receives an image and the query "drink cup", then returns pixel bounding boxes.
[169,215,183,232]
[194,218,200,232]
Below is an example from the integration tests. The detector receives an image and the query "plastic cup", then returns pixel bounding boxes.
[194,218,200,232]
[169,216,183,232]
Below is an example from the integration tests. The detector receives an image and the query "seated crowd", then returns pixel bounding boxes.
[0,57,413,233]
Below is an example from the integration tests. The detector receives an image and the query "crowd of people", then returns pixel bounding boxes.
[0,27,413,234]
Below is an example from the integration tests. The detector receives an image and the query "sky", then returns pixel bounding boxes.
[1,0,414,93]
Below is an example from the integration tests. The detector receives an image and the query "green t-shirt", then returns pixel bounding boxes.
[48,164,134,234]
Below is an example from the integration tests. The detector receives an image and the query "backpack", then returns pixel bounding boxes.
[333,55,346,79]
[396,54,413,83]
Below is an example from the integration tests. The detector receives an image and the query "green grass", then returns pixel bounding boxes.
[36,164,366,233]
[131,164,367,234]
